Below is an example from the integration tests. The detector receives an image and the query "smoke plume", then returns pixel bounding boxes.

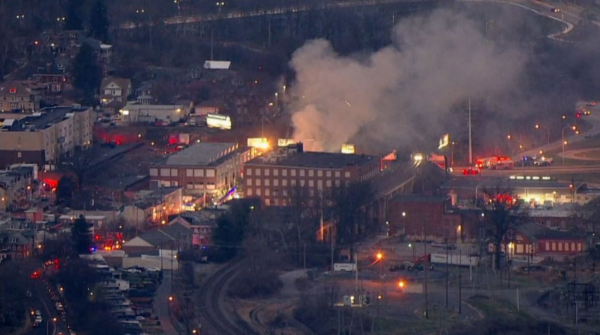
[289,9,528,152]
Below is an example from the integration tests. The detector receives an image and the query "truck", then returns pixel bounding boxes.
[333,263,357,272]
[476,156,514,170]
[430,253,479,267]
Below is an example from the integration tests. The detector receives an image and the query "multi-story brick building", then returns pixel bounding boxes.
[243,144,380,206]
[0,106,94,167]
[149,142,254,195]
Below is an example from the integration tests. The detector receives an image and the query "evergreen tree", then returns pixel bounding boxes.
[72,42,102,105]
[71,215,92,255]
[65,0,84,31]
[89,0,110,42]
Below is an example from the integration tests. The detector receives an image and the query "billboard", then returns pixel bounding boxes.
[247,138,269,149]
[206,113,232,130]
[341,144,355,154]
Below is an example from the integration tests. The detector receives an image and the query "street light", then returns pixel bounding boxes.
[507,134,512,140]
[562,126,577,164]
[376,252,383,260]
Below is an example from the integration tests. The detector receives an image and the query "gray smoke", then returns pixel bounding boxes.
[289,9,528,152]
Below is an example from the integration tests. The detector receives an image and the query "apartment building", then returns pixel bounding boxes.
[0,106,93,167]
[243,144,380,206]
[0,81,40,112]
[149,142,255,195]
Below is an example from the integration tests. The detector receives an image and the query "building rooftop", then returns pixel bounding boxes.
[6,106,89,131]
[0,81,33,96]
[164,142,239,166]
[246,150,378,169]
[442,176,573,190]
[390,194,450,203]
[517,222,585,241]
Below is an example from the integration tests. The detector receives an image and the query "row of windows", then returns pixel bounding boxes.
[246,187,325,197]
[247,167,350,178]
[246,179,344,188]
[149,168,216,178]
[544,241,582,252]
[186,182,216,190]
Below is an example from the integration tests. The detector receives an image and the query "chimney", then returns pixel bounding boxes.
[297,142,304,153]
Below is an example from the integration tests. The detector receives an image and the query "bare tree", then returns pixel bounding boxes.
[60,146,96,188]
[479,187,526,270]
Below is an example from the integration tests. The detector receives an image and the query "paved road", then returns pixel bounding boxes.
[114,0,595,31]
[153,271,178,335]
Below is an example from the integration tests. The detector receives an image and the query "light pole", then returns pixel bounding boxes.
[450,142,456,167]
[535,124,550,145]
[562,126,577,164]
[47,317,57,335]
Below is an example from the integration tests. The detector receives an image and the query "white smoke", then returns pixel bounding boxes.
[289,9,528,152]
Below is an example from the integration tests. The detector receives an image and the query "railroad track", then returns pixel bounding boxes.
[198,258,258,335]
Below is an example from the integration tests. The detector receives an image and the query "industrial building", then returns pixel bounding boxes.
[243,143,380,206]
[119,104,187,124]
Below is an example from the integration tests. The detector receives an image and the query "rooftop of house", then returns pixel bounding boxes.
[246,148,378,169]
[5,106,90,131]
[101,77,132,91]
[163,142,239,166]
[0,166,34,189]
[0,81,34,96]
[136,222,190,247]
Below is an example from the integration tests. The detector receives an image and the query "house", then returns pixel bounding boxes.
[0,165,36,211]
[122,221,191,256]
[32,61,72,94]
[135,81,154,104]
[122,187,183,225]
[169,209,225,247]
[509,222,587,260]
[0,81,40,112]
[0,232,32,258]
[100,77,132,107]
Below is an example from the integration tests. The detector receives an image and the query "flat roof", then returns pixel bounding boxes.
[164,142,238,166]
[9,106,89,131]
[442,176,572,190]
[246,151,377,169]
[390,194,449,203]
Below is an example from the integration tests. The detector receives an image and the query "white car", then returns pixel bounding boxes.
[551,8,560,12]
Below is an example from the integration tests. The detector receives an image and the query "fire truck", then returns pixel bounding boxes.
[475,156,514,170]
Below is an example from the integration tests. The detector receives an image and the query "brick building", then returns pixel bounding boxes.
[387,195,463,243]
[149,143,254,196]
[243,144,380,206]
[509,222,586,258]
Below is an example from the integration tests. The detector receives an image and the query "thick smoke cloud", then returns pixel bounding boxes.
[289,9,528,152]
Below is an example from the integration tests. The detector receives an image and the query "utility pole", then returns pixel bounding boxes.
[459,250,462,314]
[468,99,473,165]
[445,246,449,308]
[355,250,359,292]
[210,28,214,60]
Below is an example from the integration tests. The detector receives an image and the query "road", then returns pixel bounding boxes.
[114,0,593,31]
[153,271,179,335]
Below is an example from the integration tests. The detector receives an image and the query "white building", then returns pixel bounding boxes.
[119,104,187,124]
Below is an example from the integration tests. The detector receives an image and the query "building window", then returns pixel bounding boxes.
[274,199,279,205]
[150,168,158,177]
[187,182,194,189]
[578,243,582,251]
[326,171,332,177]
[345,171,351,178]
[558,243,562,251]
[552,242,556,251]
[206,169,215,177]
[291,180,296,186]
[308,180,314,187]
[187,169,193,177]
[256,179,261,186]
[335,180,341,187]
[256,169,261,176]
[318,170,323,177]
[300,180,305,187]
[265,169,270,176]
[309,169,314,177]
[265,179,270,186]
[291,169,296,177]
[571,243,576,251]
[265,199,270,205]
[265,189,270,196]
[326,180,332,187]
[545,242,549,250]
[171,169,178,177]
[247,179,253,186]
[247,188,253,196]
[17,152,22,158]
[160,168,171,177]
[247,168,252,176]
[300,170,305,177]
[274,179,279,186]
[335,171,341,177]
[282,180,288,186]
[565,243,570,251]
[317,180,323,190]
[273,169,279,176]
[256,189,261,196]
[194,169,204,177]
[282,169,288,176]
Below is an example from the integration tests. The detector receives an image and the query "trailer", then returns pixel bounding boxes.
[430,253,479,267]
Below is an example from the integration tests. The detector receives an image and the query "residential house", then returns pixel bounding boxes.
[32,60,72,94]
[135,81,154,104]
[0,81,40,112]
[169,209,225,247]
[100,77,132,112]
[0,165,36,211]
[122,221,191,257]
[0,232,32,258]
[122,186,183,225]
